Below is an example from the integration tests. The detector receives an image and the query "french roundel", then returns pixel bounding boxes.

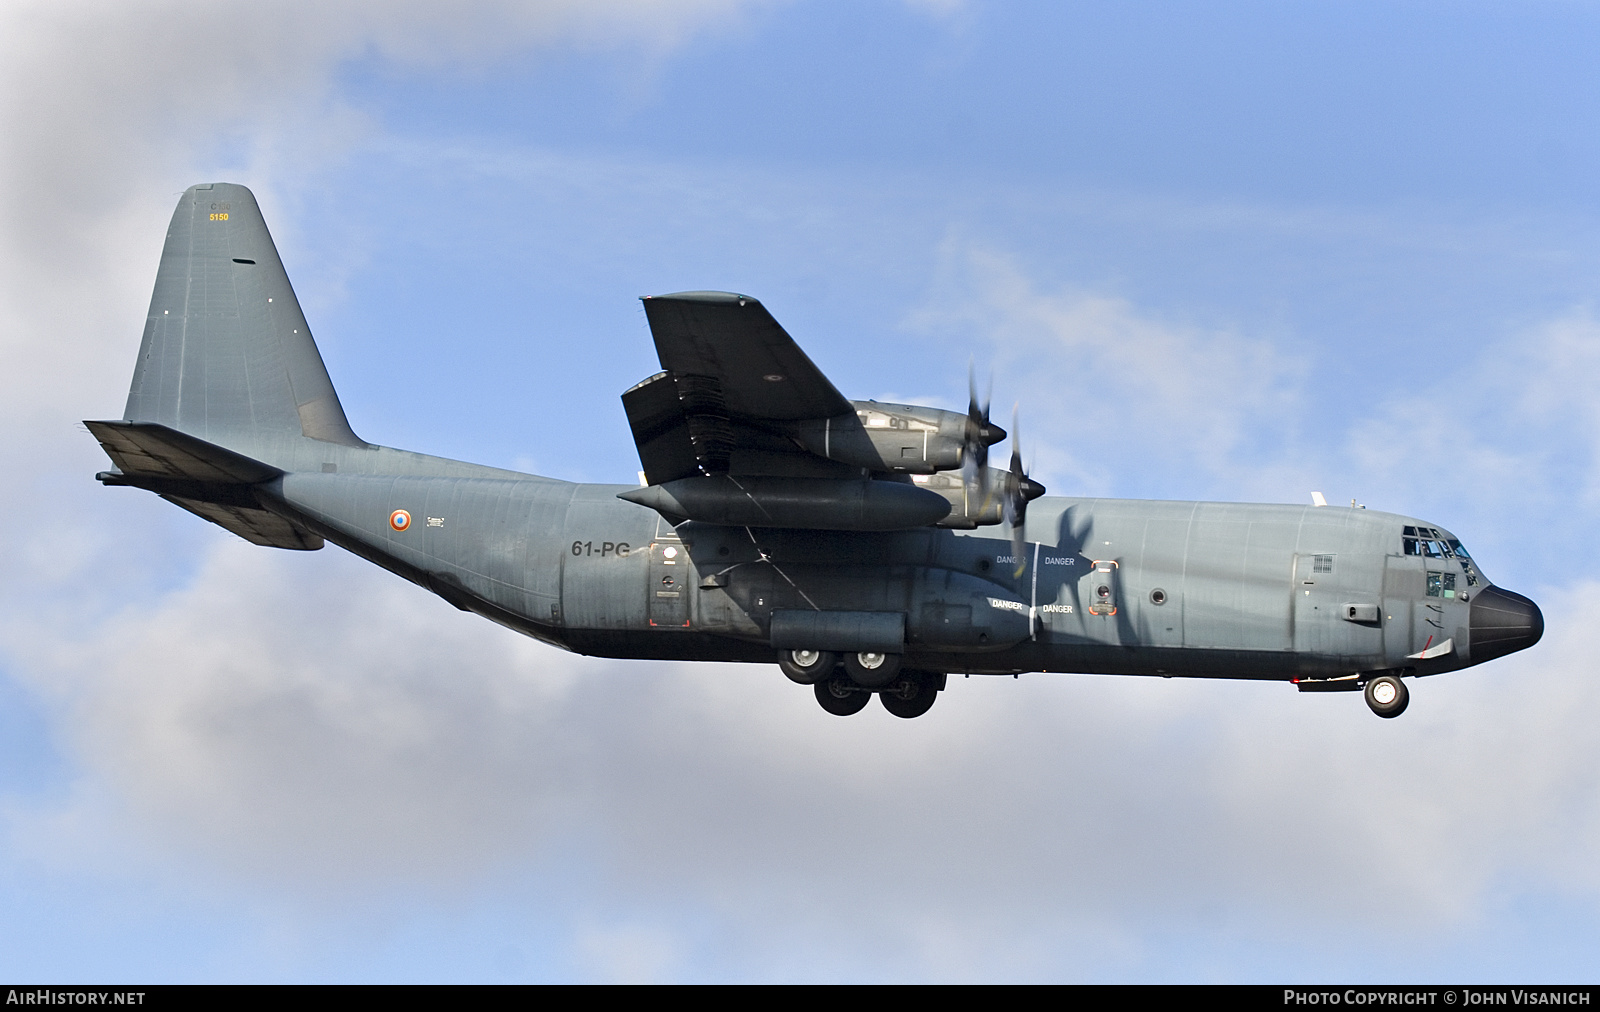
[389,509,411,532]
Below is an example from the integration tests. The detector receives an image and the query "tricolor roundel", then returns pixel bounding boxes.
[389,509,412,532]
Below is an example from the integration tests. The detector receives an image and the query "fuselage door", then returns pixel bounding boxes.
[649,529,691,628]
[1086,560,1119,616]
[1069,560,1125,646]
[1292,553,1336,658]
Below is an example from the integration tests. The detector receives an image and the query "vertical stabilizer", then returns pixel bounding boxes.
[123,183,365,449]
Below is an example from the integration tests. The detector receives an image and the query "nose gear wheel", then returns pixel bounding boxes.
[1364,674,1409,718]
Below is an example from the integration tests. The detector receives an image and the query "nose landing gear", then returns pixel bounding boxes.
[1363,674,1410,718]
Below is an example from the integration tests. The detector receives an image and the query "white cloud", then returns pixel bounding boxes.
[903,239,1600,555]
[907,242,1308,500]
[0,0,761,437]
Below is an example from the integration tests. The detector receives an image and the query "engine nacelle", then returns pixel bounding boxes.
[618,474,953,530]
[906,468,1014,528]
[784,400,997,474]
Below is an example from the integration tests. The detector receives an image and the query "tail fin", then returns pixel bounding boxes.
[123,183,365,451]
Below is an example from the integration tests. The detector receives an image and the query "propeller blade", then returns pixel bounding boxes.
[1009,521,1027,578]
[1007,405,1027,576]
[965,362,992,499]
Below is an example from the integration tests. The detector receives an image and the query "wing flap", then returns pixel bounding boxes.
[621,372,701,484]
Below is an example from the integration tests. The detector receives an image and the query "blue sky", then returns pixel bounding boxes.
[2,0,1600,982]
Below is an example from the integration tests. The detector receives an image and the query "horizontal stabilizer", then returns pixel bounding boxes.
[162,496,323,551]
[86,420,281,483]
[86,419,322,551]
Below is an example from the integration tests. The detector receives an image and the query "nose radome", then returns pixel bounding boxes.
[1470,586,1544,664]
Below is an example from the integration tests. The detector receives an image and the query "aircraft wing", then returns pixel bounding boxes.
[640,292,853,421]
[625,292,860,483]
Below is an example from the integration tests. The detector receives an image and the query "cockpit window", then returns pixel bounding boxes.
[1404,527,1480,586]
[1403,527,1446,557]
[1451,540,1480,586]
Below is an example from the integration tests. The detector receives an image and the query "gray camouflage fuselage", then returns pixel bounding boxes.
[89,184,1543,709]
[253,451,1495,679]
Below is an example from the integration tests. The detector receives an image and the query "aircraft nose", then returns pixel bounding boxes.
[1469,585,1544,663]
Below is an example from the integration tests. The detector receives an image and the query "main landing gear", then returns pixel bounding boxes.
[814,676,873,716]
[879,670,940,719]
[787,651,943,719]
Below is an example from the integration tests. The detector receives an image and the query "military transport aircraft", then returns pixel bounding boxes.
[88,184,1544,720]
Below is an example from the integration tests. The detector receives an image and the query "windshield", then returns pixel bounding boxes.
[1404,526,1480,586]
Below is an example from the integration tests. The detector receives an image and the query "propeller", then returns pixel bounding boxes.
[962,363,1005,502]
[1003,405,1047,577]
